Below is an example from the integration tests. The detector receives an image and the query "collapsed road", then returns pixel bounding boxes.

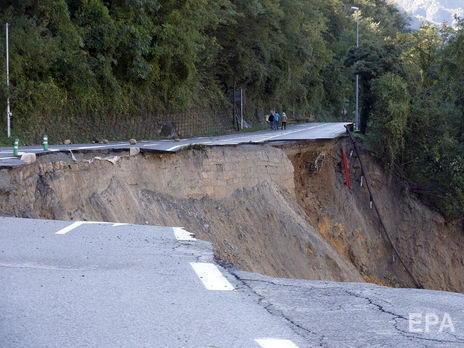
[0,122,463,346]
[0,122,349,168]
[1,217,463,347]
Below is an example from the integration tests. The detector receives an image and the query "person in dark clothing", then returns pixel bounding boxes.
[268,113,275,129]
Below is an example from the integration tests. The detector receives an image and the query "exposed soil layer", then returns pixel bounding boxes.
[0,139,462,292]
[283,140,464,292]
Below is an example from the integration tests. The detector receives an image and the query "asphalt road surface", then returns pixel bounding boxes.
[226,267,464,347]
[1,217,463,347]
[0,217,306,348]
[2,120,463,347]
[0,122,350,168]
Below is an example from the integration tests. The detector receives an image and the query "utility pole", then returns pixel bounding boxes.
[351,7,360,132]
[240,88,243,130]
[6,23,11,138]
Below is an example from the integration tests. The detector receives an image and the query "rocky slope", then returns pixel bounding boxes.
[392,0,463,27]
[0,140,462,292]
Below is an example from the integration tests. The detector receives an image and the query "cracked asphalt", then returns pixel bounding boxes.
[224,265,464,347]
[1,217,463,347]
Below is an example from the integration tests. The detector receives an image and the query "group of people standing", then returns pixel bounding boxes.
[268,111,287,130]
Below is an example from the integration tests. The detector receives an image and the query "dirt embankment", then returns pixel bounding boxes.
[284,140,464,292]
[0,140,462,292]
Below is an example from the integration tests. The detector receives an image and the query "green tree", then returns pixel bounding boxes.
[368,72,409,168]
[344,42,403,132]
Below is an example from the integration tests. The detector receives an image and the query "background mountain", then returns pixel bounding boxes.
[392,0,464,28]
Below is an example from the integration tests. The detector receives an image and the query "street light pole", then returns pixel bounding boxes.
[6,23,11,138]
[351,7,359,132]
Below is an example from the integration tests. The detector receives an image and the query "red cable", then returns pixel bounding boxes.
[343,150,350,188]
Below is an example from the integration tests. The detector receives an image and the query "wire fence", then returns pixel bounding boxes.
[5,88,274,144]
[154,110,234,137]
[25,109,235,144]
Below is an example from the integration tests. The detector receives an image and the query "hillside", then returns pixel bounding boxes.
[2,1,464,239]
[392,0,464,27]
[1,140,463,292]
[0,0,407,143]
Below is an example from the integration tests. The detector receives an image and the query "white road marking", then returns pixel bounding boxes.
[255,338,299,348]
[56,221,128,234]
[75,145,108,150]
[215,135,250,144]
[0,262,97,271]
[256,124,327,142]
[73,221,127,226]
[190,262,234,291]
[166,144,185,151]
[173,227,196,241]
[73,144,126,150]
[56,221,84,235]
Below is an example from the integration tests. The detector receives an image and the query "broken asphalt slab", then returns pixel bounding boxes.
[225,265,464,347]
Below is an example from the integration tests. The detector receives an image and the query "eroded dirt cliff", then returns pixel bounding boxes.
[0,140,462,292]
[284,140,464,292]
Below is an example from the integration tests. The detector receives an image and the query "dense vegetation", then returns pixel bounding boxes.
[0,0,463,220]
[0,0,407,142]
[365,22,464,220]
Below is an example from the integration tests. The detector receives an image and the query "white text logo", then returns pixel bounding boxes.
[409,313,455,333]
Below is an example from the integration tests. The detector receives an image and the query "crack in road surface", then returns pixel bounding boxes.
[220,265,322,344]
[221,266,464,347]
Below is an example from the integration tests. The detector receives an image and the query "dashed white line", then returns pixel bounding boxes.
[173,227,196,241]
[190,262,234,291]
[56,221,84,235]
[255,338,299,348]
